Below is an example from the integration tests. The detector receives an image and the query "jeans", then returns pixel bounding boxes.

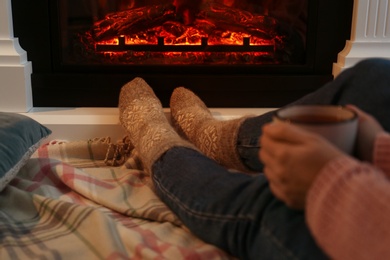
[152,58,390,259]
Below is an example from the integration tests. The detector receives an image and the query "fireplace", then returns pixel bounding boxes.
[9,0,353,108]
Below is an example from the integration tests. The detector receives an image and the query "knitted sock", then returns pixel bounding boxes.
[119,78,196,174]
[170,87,252,172]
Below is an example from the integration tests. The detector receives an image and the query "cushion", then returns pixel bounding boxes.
[0,112,51,191]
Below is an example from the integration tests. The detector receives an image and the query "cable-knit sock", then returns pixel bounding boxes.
[119,78,196,174]
[170,87,252,172]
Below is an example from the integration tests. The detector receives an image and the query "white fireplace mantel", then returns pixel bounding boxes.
[0,0,32,112]
[1,0,390,140]
[333,0,390,76]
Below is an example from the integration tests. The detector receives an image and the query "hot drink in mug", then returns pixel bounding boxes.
[273,105,358,154]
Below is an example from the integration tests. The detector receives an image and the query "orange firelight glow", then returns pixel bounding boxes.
[79,3,290,65]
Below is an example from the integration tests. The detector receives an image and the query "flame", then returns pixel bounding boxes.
[78,3,290,65]
[92,28,278,65]
[97,29,272,46]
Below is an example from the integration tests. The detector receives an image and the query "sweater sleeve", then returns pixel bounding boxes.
[373,132,390,176]
[306,154,390,260]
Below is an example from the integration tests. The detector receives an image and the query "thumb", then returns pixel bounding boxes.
[263,121,315,144]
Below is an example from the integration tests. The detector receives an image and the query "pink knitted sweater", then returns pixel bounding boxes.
[307,132,390,260]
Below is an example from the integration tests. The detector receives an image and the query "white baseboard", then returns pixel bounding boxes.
[22,107,276,141]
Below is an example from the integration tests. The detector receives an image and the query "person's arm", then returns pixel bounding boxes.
[306,150,390,260]
[260,105,390,259]
[373,132,390,176]
[259,105,387,209]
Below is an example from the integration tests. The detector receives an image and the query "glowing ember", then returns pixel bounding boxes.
[77,2,298,65]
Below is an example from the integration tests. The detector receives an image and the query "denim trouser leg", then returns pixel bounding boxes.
[153,147,328,260]
[238,58,390,172]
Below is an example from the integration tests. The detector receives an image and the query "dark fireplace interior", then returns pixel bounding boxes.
[11,0,353,108]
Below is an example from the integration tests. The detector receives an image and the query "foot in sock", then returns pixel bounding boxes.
[118,78,195,174]
[170,87,252,172]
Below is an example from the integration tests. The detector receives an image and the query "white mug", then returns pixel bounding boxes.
[274,105,358,154]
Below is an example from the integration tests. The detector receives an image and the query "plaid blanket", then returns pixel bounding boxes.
[0,138,232,259]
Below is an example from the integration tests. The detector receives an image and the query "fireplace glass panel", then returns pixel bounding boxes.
[59,0,308,67]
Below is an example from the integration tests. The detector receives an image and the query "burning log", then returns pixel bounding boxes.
[91,2,281,43]
[92,4,176,41]
[74,2,300,66]
[197,2,279,39]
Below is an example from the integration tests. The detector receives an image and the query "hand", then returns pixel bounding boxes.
[259,121,345,209]
[346,105,385,162]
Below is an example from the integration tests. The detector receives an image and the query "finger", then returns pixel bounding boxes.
[259,133,290,165]
[260,123,295,156]
[345,104,373,122]
[260,126,300,163]
[268,180,290,205]
[345,104,363,115]
[262,121,315,145]
[262,162,289,187]
[268,180,304,210]
[345,104,384,130]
